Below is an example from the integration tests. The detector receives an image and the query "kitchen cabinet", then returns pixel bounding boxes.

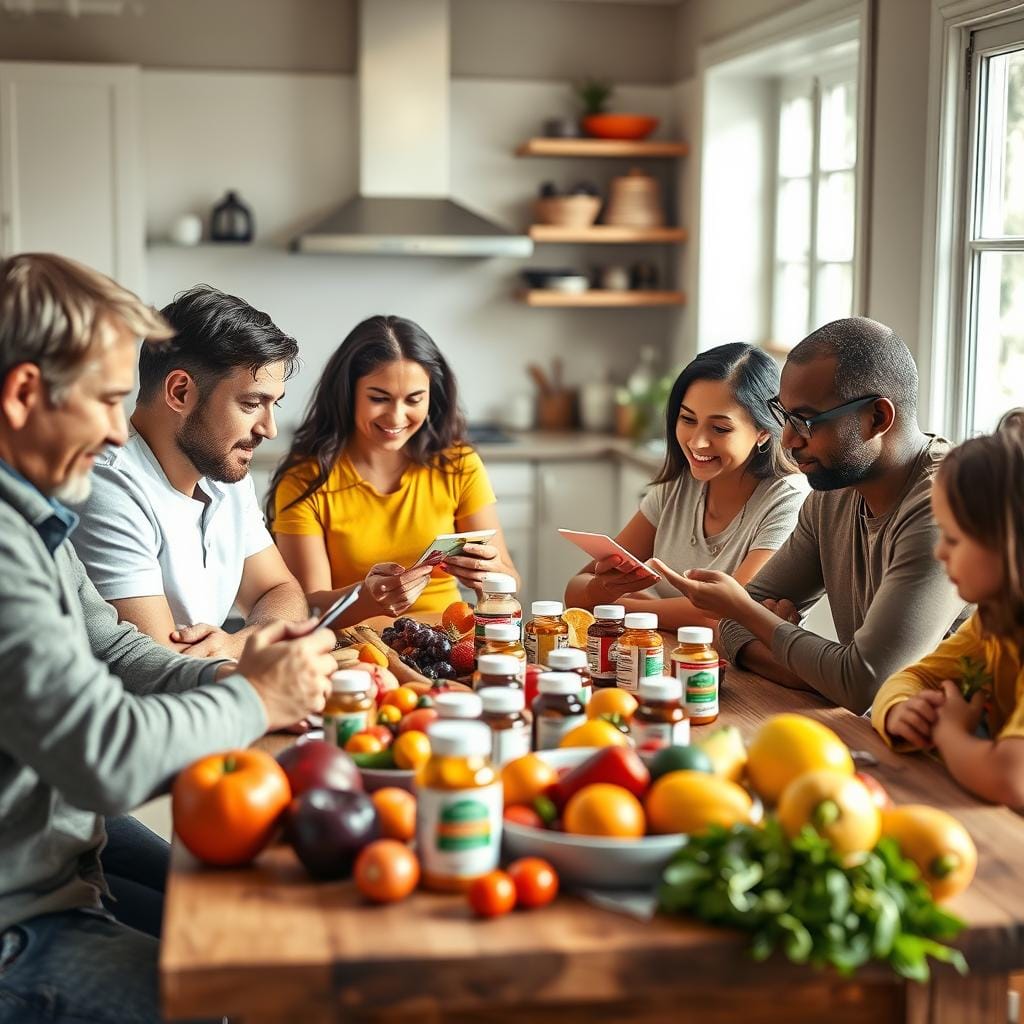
[617,460,654,527]
[0,62,144,292]
[515,136,687,309]
[485,461,535,605]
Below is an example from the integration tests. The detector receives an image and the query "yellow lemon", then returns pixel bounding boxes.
[644,770,754,835]
[562,607,596,649]
[747,714,853,804]
[586,688,639,722]
[881,805,978,902]
[559,719,631,749]
[777,770,881,862]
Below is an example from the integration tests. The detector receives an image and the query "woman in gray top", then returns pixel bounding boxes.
[565,343,806,632]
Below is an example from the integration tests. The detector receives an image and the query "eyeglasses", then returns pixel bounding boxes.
[768,394,881,440]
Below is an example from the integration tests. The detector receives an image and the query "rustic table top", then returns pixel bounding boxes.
[160,663,1024,1023]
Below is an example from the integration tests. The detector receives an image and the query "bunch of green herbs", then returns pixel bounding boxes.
[657,820,967,981]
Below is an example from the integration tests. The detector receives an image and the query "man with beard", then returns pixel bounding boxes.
[654,317,966,714]
[73,285,308,660]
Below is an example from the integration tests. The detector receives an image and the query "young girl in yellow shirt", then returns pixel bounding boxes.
[268,315,519,625]
[872,409,1024,806]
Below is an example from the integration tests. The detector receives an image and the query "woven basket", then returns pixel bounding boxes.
[535,195,602,228]
[603,168,664,228]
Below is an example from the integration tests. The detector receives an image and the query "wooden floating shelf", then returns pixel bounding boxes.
[528,225,687,244]
[516,138,688,158]
[520,289,686,308]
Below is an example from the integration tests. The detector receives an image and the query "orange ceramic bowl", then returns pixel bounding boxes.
[582,114,659,140]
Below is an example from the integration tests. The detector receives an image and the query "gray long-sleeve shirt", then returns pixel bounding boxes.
[0,467,267,932]
[717,437,967,714]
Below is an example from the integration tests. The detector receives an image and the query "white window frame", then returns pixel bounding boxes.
[920,0,1024,440]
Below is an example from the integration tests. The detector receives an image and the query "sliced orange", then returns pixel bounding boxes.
[441,600,475,638]
[562,607,596,649]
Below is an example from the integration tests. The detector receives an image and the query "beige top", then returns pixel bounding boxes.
[718,436,968,714]
[640,471,807,599]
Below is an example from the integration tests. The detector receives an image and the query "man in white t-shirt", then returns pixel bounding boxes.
[72,285,308,660]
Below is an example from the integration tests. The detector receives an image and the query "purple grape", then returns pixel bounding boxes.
[433,635,452,656]
[433,660,454,678]
[422,664,439,680]
[394,617,414,632]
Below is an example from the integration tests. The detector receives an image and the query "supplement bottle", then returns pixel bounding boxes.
[671,626,720,725]
[615,612,664,693]
[587,604,625,689]
[524,601,569,666]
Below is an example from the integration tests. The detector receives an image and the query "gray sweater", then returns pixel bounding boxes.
[0,468,267,931]
[717,437,967,714]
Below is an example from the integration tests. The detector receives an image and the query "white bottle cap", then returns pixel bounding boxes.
[537,671,581,695]
[638,675,683,702]
[478,686,526,713]
[427,720,492,757]
[477,654,523,677]
[532,601,564,616]
[624,612,658,630]
[434,691,483,720]
[330,669,371,694]
[677,626,714,645]
[594,604,626,620]
[484,623,520,642]
[481,572,517,594]
[545,648,587,670]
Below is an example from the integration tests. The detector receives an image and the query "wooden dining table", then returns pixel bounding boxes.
[159,658,1024,1024]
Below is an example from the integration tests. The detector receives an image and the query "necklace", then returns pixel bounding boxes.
[690,480,752,555]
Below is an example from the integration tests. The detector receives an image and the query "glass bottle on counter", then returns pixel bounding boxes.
[524,601,569,666]
[323,669,376,748]
[479,623,527,682]
[475,653,523,690]
[478,686,531,766]
[615,612,663,693]
[630,676,689,751]
[531,672,586,750]
[473,573,522,655]
[587,604,625,689]
[434,691,483,720]
[545,646,592,706]
[671,626,720,726]
[417,721,502,892]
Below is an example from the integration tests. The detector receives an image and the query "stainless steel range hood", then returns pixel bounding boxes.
[293,0,532,258]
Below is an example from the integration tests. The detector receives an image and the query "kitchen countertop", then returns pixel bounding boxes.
[250,431,666,475]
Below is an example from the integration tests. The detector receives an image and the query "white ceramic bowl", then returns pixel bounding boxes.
[501,747,687,889]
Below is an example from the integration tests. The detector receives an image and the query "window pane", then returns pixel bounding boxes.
[776,177,811,262]
[814,262,853,325]
[819,77,857,172]
[971,249,1024,432]
[817,170,856,261]
[778,93,813,178]
[773,262,809,347]
[979,48,1024,238]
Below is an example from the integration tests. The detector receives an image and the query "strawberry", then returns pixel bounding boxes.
[449,637,476,677]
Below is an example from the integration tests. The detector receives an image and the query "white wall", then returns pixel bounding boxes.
[142,71,683,429]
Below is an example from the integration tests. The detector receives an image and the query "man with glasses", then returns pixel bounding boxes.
[655,317,965,714]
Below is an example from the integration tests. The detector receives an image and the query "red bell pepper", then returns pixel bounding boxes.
[546,746,650,811]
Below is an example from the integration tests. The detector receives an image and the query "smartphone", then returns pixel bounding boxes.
[312,584,363,630]
[557,529,661,580]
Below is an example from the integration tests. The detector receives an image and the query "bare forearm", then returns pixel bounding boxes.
[619,595,716,633]
[734,639,810,690]
[935,730,1024,806]
[564,572,596,609]
[246,581,309,626]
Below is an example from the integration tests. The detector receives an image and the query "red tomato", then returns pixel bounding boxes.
[507,857,559,909]
[856,771,894,811]
[524,664,543,708]
[172,749,290,866]
[399,707,439,735]
[354,840,420,903]
[364,725,394,748]
[467,870,517,917]
[503,804,544,829]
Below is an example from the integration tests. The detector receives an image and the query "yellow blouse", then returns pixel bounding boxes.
[872,610,1024,745]
[272,446,496,614]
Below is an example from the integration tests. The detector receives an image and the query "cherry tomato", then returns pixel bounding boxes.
[354,839,420,903]
[507,857,559,909]
[503,805,544,829]
[467,870,516,917]
[364,725,394,748]
[399,707,439,735]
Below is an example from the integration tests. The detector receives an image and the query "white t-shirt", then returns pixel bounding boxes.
[71,431,274,627]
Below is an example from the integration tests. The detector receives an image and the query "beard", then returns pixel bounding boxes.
[798,421,877,491]
[175,408,259,484]
[53,472,92,505]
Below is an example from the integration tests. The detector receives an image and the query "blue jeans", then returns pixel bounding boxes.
[100,814,169,940]
[0,910,163,1023]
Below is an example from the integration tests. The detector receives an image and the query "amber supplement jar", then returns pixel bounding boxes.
[630,675,689,750]
[479,623,527,682]
[615,612,663,693]
[478,686,531,766]
[475,653,523,690]
[587,604,625,689]
[671,626,720,725]
[434,691,483,720]
[531,672,585,750]
[524,601,569,666]
[545,646,592,706]
[473,573,522,655]
[323,669,376,748]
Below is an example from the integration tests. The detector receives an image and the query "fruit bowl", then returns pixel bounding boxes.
[581,114,659,140]
[501,748,687,889]
[358,765,416,794]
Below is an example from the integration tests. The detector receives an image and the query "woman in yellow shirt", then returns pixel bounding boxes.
[267,315,519,626]
[872,410,1024,807]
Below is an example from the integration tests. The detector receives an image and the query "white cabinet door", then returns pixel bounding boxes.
[535,460,617,605]
[617,461,654,526]
[0,62,143,293]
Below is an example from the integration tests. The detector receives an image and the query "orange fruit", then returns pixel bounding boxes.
[644,770,753,835]
[747,714,853,803]
[562,607,596,649]
[345,732,385,755]
[354,840,420,903]
[392,730,431,770]
[376,704,402,725]
[501,753,558,807]
[586,688,639,722]
[371,787,417,842]
[382,686,420,716]
[441,601,475,638]
[559,719,631,749]
[563,783,645,838]
[358,642,389,667]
